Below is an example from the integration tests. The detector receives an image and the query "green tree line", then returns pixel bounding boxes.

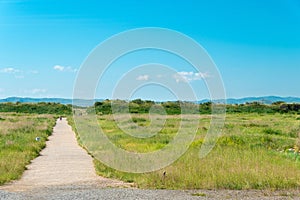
[0,102,72,115]
[94,99,300,115]
[2,100,299,115]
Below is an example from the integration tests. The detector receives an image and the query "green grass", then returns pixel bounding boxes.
[0,113,56,185]
[72,112,300,190]
[191,192,206,197]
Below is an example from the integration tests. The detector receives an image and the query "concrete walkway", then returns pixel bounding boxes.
[2,118,129,191]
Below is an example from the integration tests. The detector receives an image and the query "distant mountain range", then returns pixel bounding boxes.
[0,97,74,104]
[198,96,300,104]
[1,96,300,105]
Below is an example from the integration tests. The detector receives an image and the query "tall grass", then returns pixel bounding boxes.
[0,113,56,185]
[72,113,300,190]
[140,147,299,189]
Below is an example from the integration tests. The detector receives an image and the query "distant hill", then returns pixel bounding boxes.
[0,97,73,104]
[1,96,300,105]
[0,97,105,106]
[225,96,300,104]
[198,96,300,104]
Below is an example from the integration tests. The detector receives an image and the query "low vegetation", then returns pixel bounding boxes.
[93,99,300,115]
[0,112,56,185]
[0,102,72,115]
[73,112,300,190]
[1,101,300,190]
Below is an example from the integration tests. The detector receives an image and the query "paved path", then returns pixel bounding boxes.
[2,118,128,192]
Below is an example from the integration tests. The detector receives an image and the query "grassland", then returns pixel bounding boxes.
[1,103,299,190]
[0,113,56,185]
[72,112,300,190]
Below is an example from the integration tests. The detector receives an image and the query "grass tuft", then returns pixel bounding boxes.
[191,192,206,197]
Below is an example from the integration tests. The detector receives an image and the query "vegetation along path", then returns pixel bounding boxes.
[1,118,128,191]
[1,117,299,199]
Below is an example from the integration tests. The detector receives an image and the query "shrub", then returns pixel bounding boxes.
[263,128,282,136]
[0,102,71,115]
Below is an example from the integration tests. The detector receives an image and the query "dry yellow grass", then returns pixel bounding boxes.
[0,113,54,135]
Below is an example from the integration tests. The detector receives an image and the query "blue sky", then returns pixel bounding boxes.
[0,0,299,100]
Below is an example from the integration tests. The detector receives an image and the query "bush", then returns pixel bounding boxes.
[263,128,282,136]
[0,102,71,115]
[93,99,300,115]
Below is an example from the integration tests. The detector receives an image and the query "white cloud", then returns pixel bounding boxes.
[173,71,209,83]
[0,88,4,93]
[25,88,47,94]
[53,65,77,73]
[65,66,77,73]
[32,88,46,94]
[136,75,149,81]
[53,65,64,71]
[0,67,20,74]
[29,70,39,74]
[14,75,24,79]
[0,67,39,79]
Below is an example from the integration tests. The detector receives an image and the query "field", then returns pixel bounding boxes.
[1,106,300,190]
[72,112,300,190]
[0,113,56,185]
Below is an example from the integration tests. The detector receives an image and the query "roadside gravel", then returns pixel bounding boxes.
[1,187,299,200]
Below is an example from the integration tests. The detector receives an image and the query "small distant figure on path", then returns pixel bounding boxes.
[59,116,62,120]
